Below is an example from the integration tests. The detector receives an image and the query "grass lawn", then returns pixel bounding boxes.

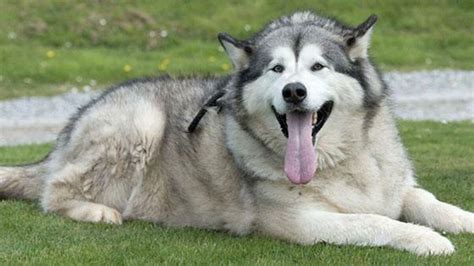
[0,0,473,99]
[0,121,473,264]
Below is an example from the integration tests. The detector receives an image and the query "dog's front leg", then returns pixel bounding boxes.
[256,209,454,255]
[402,187,474,234]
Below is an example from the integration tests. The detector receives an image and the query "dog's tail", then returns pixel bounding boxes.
[0,162,46,200]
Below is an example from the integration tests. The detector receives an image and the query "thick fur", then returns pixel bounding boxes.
[1,12,473,255]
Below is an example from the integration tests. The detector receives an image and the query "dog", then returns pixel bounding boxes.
[1,11,473,256]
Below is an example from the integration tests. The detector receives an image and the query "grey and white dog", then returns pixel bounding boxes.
[1,11,473,255]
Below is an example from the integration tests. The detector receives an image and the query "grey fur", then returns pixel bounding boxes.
[1,11,473,255]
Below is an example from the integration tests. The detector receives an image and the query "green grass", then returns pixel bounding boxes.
[0,0,473,99]
[0,121,473,264]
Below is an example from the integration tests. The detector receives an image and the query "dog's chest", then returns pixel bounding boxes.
[254,160,408,219]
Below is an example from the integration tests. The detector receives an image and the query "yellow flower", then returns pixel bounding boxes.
[221,63,230,71]
[208,56,216,63]
[123,64,132,72]
[158,65,167,71]
[158,58,171,71]
[46,50,56,59]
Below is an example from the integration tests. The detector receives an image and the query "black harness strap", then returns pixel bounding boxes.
[187,90,226,133]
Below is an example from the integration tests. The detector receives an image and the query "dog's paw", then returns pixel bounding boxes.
[95,205,123,225]
[404,231,454,256]
[394,226,455,256]
[67,203,123,225]
[412,231,455,256]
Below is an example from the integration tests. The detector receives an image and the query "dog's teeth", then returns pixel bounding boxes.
[312,112,318,125]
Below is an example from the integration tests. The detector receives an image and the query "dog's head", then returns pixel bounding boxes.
[220,12,386,184]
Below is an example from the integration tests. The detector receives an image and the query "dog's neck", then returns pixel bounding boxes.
[224,114,286,181]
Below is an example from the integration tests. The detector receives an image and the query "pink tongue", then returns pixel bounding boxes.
[284,112,317,184]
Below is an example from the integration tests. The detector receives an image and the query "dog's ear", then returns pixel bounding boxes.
[218,33,253,70]
[345,15,377,60]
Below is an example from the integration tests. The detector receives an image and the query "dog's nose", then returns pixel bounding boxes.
[282,82,307,104]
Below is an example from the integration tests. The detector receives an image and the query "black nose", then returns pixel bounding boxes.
[282,82,307,104]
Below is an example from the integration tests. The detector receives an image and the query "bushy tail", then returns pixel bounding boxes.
[0,163,45,200]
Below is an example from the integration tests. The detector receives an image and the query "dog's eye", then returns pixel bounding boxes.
[311,63,325,72]
[271,64,285,73]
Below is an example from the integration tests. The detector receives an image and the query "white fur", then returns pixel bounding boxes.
[65,201,122,224]
[133,100,166,142]
[238,44,370,182]
[349,28,374,60]
[295,210,455,256]
[221,40,248,69]
[0,169,5,185]
[243,44,364,118]
[225,116,285,181]
[403,188,474,233]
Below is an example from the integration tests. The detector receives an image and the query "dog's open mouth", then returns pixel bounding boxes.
[271,101,334,185]
[271,101,334,139]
